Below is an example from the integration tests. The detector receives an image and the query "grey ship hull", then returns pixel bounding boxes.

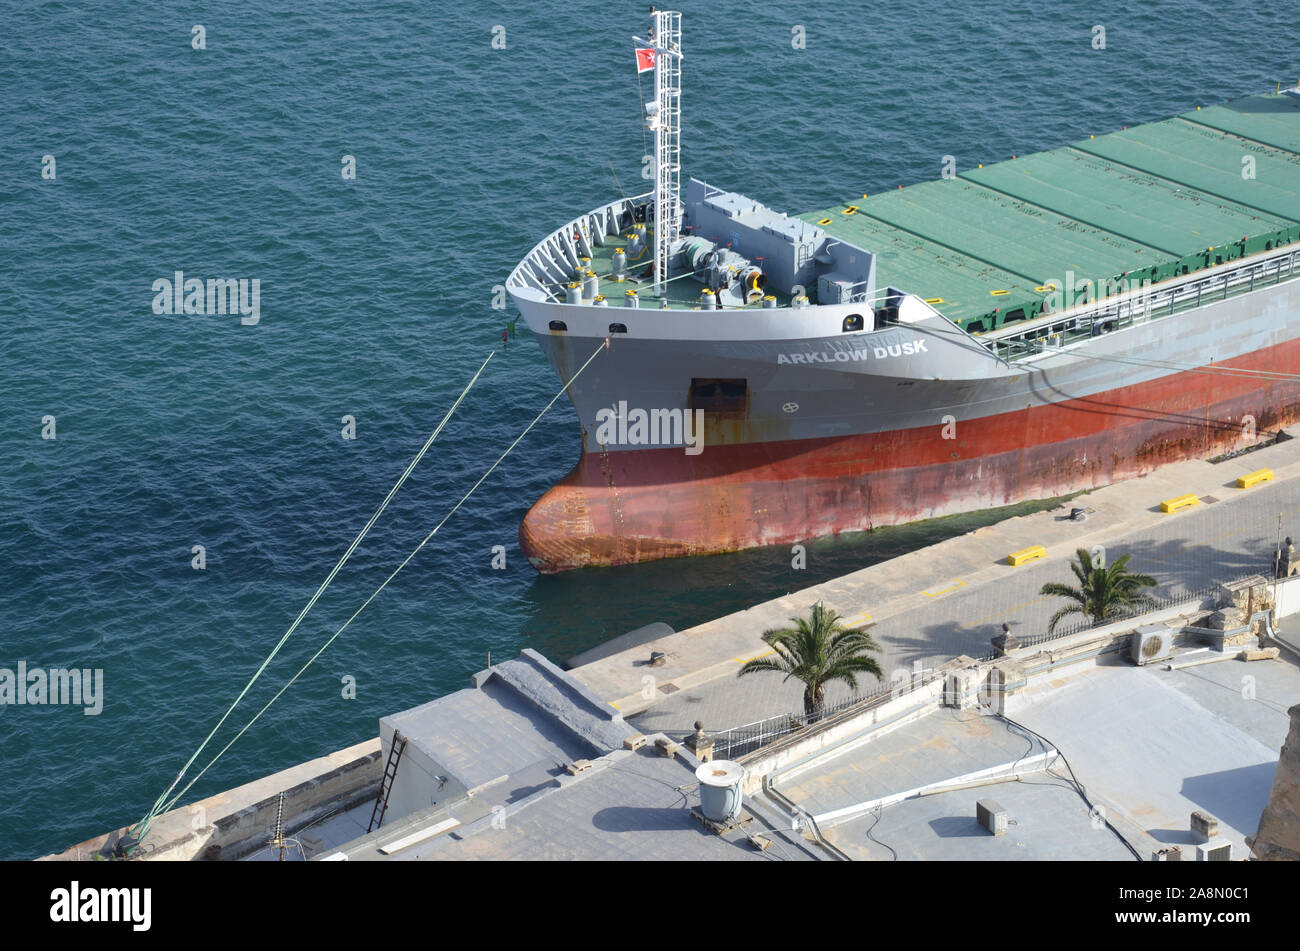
[510,243,1300,571]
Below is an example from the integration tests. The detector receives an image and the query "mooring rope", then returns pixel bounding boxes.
[131,350,496,843]
[136,339,608,840]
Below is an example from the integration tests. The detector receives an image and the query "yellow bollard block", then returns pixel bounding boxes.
[1236,468,1274,489]
[1160,493,1200,513]
[1007,545,1047,566]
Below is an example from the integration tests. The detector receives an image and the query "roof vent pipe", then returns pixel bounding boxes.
[696,760,746,823]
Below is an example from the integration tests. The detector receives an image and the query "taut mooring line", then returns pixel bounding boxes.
[135,339,609,842]
[131,350,497,844]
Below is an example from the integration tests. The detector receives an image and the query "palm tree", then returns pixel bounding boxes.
[1040,548,1158,633]
[737,602,884,721]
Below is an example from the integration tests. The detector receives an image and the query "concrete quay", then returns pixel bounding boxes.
[43,739,382,862]
[41,433,1300,862]
[569,429,1300,720]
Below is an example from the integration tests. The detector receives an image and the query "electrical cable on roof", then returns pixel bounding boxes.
[865,805,898,861]
[996,713,1144,861]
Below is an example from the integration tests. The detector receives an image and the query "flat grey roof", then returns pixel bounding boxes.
[382,747,819,862]
[1004,655,1296,857]
[758,649,1299,861]
[829,779,1135,861]
[385,681,598,793]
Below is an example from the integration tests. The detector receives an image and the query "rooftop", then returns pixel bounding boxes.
[300,613,1299,862]
[307,649,820,862]
[400,746,819,862]
[744,642,1299,861]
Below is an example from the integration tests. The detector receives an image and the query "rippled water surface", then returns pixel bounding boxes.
[2,0,1295,859]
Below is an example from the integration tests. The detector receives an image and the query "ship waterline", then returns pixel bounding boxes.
[506,27,1300,572]
[512,258,1300,571]
[520,333,1300,572]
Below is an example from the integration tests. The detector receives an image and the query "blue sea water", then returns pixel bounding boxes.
[1,0,1295,860]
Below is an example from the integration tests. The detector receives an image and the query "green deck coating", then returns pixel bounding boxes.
[565,239,798,311]
[799,91,1300,331]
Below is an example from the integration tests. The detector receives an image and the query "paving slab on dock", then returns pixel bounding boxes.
[571,428,1300,725]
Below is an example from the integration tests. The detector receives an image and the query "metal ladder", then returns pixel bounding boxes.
[367,731,408,832]
[650,8,682,296]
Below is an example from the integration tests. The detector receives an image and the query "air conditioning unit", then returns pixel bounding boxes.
[1196,838,1232,861]
[1130,625,1174,665]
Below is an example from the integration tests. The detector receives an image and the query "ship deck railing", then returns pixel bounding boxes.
[510,190,886,311]
[507,191,655,302]
[983,244,1300,363]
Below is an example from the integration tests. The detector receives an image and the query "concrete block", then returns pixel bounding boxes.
[1190,810,1219,842]
[654,736,679,757]
[990,658,1027,689]
[1224,630,1254,648]
[1202,609,1240,631]
[623,733,647,751]
[1237,468,1274,488]
[299,831,324,857]
[976,799,1007,836]
[565,759,593,775]
[943,668,980,709]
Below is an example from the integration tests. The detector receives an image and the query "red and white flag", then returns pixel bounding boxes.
[635,47,655,73]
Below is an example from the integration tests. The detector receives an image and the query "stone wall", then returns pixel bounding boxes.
[1249,704,1300,861]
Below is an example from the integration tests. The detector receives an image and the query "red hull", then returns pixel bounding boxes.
[520,342,1300,572]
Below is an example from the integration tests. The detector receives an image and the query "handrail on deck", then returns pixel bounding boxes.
[983,247,1300,362]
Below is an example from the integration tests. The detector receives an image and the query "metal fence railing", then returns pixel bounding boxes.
[710,667,945,761]
[978,575,1249,659]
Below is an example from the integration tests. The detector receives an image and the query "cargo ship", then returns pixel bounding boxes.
[507,10,1300,573]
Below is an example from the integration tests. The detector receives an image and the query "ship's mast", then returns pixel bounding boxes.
[645,10,682,297]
